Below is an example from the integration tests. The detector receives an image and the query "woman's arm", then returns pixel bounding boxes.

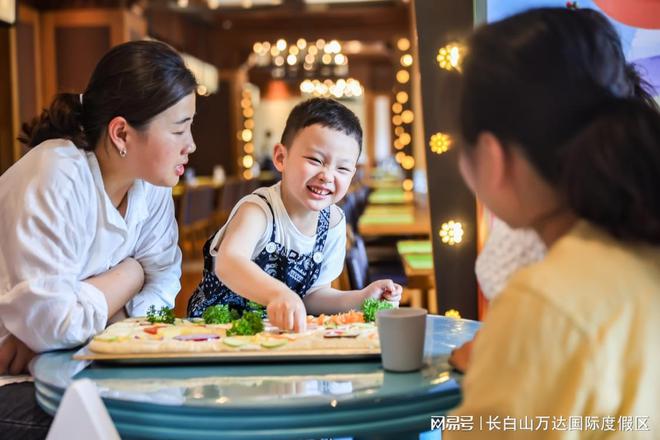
[84,257,144,317]
[128,187,181,316]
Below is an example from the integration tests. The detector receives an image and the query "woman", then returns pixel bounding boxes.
[0,40,197,438]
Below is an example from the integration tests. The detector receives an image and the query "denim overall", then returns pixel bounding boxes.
[187,194,330,317]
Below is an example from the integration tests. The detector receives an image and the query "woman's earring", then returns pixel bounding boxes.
[119,149,127,158]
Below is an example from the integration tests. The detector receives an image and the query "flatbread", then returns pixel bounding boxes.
[89,314,379,355]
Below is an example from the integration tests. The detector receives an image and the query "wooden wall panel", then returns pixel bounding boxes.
[54,26,110,92]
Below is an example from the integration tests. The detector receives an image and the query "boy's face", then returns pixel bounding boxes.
[273,124,360,213]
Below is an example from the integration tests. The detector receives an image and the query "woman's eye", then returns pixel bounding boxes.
[173,131,185,135]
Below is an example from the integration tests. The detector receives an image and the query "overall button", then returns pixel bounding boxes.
[266,242,277,254]
[313,252,324,264]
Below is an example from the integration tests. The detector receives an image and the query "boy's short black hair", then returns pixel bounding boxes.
[280,98,363,155]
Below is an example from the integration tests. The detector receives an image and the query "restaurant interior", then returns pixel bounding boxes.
[1,0,486,320]
[1,1,659,439]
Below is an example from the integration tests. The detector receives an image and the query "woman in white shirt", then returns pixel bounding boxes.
[0,40,197,438]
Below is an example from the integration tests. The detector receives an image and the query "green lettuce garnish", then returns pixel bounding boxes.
[146,305,175,324]
[361,298,395,322]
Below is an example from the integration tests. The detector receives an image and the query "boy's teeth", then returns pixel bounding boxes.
[309,186,329,195]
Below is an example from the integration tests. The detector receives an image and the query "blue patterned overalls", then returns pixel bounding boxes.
[187,194,331,317]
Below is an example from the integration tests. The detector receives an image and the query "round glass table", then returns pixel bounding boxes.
[32,315,480,439]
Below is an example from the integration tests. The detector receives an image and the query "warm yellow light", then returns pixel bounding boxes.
[392,115,403,126]
[240,98,251,108]
[394,126,405,136]
[289,45,299,56]
[400,54,413,67]
[395,151,405,163]
[242,169,253,180]
[402,178,414,191]
[252,42,263,53]
[322,53,332,64]
[444,309,461,319]
[334,54,346,65]
[244,119,254,129]
[397,38,411,52]
[274,56,285,67]
[429,132,452,154]
[243,108,254,119]
[243,142,254,154]
[439,220,464,246]
[276,39,287,52]
[296,38,307,49]
[396,91,409,104]
[436,43,464,72]
[270,46,280,57]
[393,139,404,150]
[241,89,251,99]
[241,129,253,142]
[399,132,411,146]
[286,54,297,66]
[392,102,403,114]
[196,85,208,96]
[401,110,414,124]
[396,70,410,84]
[242,155,254,169]
[401,155,415,170]
[308,45,318,56]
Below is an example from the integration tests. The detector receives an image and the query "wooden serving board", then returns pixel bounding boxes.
[73,345,381,364]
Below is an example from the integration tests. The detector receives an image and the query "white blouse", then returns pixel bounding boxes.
[0,139,181,352]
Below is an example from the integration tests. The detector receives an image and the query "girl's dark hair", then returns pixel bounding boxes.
[20,40,197,150]
[460,8,660,244]
[280,98,363,155]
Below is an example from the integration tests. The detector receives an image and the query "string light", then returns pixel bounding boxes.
[444,309,461,319]
[299,78,363,99]
[397,38,411,51]
[439,221,464,246]
[429,132,452,154]
[402,178,414,191]
[396,70,410,84]
[436,43,464,72]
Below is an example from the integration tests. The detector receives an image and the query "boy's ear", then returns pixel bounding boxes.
[272,143,287,172]
[107,116,129,154]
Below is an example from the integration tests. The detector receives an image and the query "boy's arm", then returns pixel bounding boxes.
[216,202,307,332]
[303,280,403,315]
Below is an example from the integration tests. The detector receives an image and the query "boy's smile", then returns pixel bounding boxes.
[273,123,360,223]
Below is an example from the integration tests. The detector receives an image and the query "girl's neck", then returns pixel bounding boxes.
[280,184,319,237]
[530,205,577,248]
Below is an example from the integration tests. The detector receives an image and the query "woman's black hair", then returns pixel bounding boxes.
[19,40,197,150]
[460,7,660,244]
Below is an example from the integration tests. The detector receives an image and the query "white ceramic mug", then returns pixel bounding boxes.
[376,307,427,372]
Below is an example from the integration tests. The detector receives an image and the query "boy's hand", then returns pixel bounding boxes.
[361,279,403,304]
[267,291,307,333]
[0,334,36,375]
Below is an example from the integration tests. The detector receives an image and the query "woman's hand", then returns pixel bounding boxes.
[267,291,307,333]
[0,334,36,375]
[361,279,403,304]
